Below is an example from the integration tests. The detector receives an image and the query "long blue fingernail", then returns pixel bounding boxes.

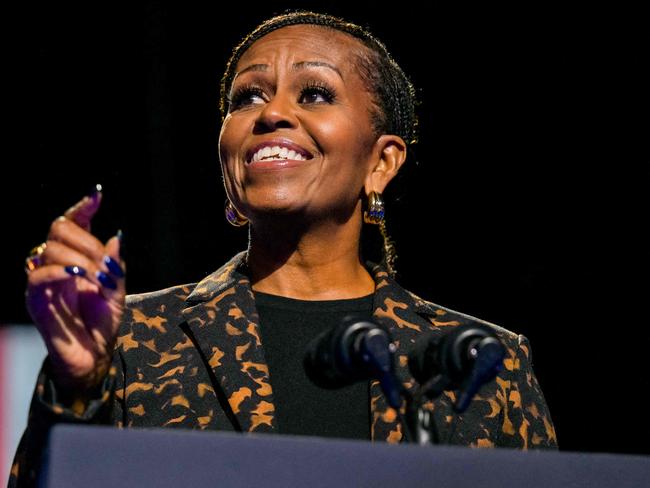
[64,265,87,277]
[103,255,124,278]
[88,184,102,201]
[96,271,117,290]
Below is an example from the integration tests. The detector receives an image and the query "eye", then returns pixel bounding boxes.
[299,81,337,104]
[228,85,266,110]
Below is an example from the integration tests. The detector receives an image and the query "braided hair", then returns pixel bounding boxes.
[219,11,418,278]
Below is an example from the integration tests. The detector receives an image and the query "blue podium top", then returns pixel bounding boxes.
[42,425,649,488]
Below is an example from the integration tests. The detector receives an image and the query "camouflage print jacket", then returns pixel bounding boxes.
[9,251,557,487]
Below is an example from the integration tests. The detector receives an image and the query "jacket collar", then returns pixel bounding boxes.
[182,251,445,441]
[185,250,439,318]
[184,251,250,305]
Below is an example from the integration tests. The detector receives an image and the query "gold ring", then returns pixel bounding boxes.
[25,242,47,273]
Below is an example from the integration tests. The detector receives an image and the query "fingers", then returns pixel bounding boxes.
[63,185,102,232]
[37,240,118,292]
[48,217,106,264]
[33,186,125,298]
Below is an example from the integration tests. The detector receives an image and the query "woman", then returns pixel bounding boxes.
[10,11,557,487]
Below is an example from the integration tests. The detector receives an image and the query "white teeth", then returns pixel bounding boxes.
[249,144,308,163]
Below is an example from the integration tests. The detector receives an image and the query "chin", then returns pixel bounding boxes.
[249,202,303,215]
[244,199,312,223]
[240,187,301,210]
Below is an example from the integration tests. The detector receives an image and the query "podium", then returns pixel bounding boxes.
[41,425,649,487]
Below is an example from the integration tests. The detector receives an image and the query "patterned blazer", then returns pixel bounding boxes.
[10,251,557,487]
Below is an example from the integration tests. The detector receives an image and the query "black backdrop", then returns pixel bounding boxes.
[2,2,648,455]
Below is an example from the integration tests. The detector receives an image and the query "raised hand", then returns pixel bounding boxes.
[25,187,126,391]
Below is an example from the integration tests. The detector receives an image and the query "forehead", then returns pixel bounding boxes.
[236,24,365,75]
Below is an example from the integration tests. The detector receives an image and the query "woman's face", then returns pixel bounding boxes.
[218,25,385,224]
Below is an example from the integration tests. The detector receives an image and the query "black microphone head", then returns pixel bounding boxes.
[442,324,496,383]
[408,324,501,387]
[303,315,384,389]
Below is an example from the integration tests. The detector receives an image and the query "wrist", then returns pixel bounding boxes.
[46,358,109,407]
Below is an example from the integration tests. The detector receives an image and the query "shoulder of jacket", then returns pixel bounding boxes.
[405,289,521,345]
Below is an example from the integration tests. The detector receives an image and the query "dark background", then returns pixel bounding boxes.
[2,2,648,455]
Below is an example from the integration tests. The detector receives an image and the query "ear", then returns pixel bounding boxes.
[364,135,407,195]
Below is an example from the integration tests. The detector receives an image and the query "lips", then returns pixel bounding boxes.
[245,137,314,164]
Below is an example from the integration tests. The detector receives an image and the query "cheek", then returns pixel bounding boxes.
[218,118,242,197]
[219,119,244,168]
[318,131,374,204]
[218,117,236,162]
[313,112,371,161]
[219,114,252,161]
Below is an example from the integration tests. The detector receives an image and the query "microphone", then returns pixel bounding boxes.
[408,324,506,412]
[303,315,403,409]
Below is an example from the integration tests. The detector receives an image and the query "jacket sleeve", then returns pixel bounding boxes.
[498,334,558,449]
[7,347,125,488]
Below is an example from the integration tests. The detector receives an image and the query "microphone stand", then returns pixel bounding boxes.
[402,374,450,445]
[354,323,450,445]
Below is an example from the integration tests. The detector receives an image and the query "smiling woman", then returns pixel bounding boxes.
[219,22,409,298]
[10,10,556,488]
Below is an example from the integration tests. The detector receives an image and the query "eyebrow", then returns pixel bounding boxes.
[234,61,343,80]
[293,61,343,80]
[235,63,268,78]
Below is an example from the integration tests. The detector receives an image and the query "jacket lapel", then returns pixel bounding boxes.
[367,262,457,443]
[180,252,277,434]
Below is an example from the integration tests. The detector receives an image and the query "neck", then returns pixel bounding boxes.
[246,211,375,300]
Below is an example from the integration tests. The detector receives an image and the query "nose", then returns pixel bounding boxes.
[253,92,297,134]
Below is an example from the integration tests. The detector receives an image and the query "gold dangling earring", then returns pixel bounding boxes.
[363,191,385,225]
[225,200,249,227]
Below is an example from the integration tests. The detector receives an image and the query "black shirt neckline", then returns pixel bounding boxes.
[253,290,374,312]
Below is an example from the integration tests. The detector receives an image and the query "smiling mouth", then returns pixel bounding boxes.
[246,144,314,164]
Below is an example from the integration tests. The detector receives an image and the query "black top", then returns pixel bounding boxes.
[254,290,375,440]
